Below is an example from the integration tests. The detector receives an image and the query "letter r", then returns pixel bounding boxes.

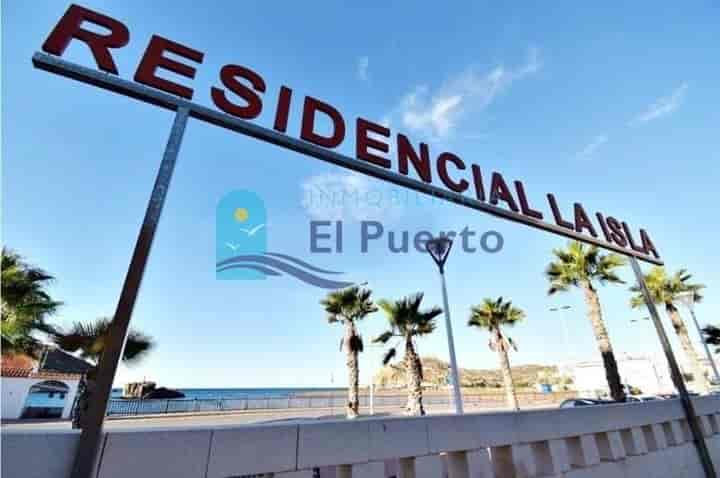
[42,4,130,74]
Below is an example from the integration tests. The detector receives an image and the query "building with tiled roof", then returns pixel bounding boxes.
[1,346,92,420]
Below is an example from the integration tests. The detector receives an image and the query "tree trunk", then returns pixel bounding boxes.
[666,303,708,393]
[496,329,519,410]
[72,372,96,429]
[405,336,425,416]
[70,374,87,429]
[582,282,626,401]
[344,321,360,418]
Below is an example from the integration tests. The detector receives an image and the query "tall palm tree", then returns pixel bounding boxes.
[373,293,442,416]
[1,248,61,357]
[468,297,525,410]
[545,241,627,402]
[52,317,154,429]
[320,286,377,418]
[629,267,707,392]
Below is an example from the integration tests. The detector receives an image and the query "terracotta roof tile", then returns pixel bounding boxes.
[1,366,81,380]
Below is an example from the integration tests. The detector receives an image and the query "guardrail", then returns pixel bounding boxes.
[105,391,577,416]
[4,396,720,478]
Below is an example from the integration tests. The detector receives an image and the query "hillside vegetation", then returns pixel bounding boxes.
[374,356,571,390]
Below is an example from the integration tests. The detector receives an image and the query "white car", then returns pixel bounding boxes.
[627,395,661,402]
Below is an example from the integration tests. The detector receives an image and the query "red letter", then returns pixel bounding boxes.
[397,134,431,182]
[301,97,346,148]
[573,203,597,237]
[514,181,543,220]
[489,172,519,212]
[547,194,573,230]
[135,35,204,99]
[596,213,612,242]
[622,222,646,253]
[607,216,628,247]
[640,229,659,259]
[471,164,486,201]
[356,118,390,168]
[437,153,469,193]
[42,4,129,74]
[211,65,266,119]
[274,86,293,133]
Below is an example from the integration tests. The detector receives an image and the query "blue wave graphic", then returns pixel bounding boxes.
[216,252,354,289]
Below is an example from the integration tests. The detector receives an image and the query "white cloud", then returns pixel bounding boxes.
[357,56,369,81]
[301,173,405,221]
[575,135,608,160]
[630,82,688,124]
[386,48,541,139]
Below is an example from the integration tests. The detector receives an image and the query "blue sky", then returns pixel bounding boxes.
[3,1,720,388]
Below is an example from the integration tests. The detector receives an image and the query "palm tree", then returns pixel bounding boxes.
[545,241,627,402]
[1,248,61,357]
[52,317,154,429]
[468,297,525,410]
[320,286,377,418]
[373,293,442,416]
[630,267,707,392]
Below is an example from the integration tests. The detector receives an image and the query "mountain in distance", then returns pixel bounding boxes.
[374,356,573,390]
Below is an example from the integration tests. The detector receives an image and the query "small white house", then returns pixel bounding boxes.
[1,347,91,420]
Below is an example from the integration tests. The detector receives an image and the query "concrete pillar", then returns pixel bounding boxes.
[490,446,514,477]
[414,455,443,478]
[547,439,572,473]
[665,421,684,446]
[466,449,493,478]
[337,464,352,478]
[710,414,720,435]
[596,431,625,462]
[620,428,647,456]
[699,416,714,438]
[510,443,537,478]
[566,435,600,468]
[397,458,415,478]
[352,461,385,478]
[446,452,468,478]
[650,424,669,450]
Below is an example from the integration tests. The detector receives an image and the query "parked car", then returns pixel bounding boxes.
[559,398,617,408]
[627,395,661,402]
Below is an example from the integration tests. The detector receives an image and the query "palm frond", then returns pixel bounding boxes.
[382,347,397,365]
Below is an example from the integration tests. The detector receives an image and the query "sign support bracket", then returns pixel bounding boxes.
[70,106,190,478]
[629,257,717,478]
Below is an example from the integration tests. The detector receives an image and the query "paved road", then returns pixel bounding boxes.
[2,402,546,431]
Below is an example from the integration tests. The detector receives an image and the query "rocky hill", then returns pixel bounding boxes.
[374,356,571,390]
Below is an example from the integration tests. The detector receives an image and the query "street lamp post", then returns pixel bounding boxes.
[549,306,572,358]
[677,292,720,384]
[426,236,463,414]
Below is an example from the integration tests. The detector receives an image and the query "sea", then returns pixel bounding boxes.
[109,387,347,400]
[23,387,348,409]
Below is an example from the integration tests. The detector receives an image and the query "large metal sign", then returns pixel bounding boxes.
[29,5,716,478]
[35,4,662,265]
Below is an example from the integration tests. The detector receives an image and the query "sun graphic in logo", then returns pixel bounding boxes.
[233,207,249,222]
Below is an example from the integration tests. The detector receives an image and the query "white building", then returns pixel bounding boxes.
[1,347,91,420]
[570,354,677,397]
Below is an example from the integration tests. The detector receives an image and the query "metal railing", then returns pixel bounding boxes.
[105,391,576,417]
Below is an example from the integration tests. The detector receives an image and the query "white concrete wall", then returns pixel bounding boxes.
[2,377,33,419]
[1,377,79,420]
[3,396,720,478]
